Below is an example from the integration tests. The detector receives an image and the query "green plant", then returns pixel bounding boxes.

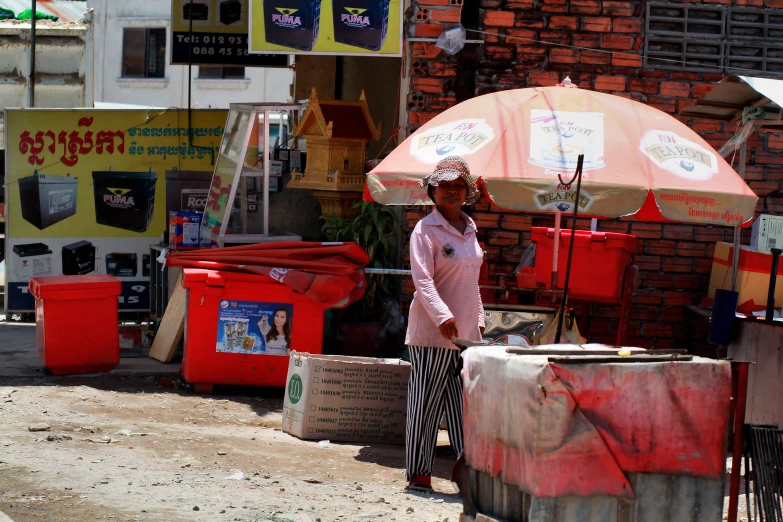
[322,201,398,322]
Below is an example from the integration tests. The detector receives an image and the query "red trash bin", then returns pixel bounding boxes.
[29,275,122,375]
[531,227,638,303]
[181,269,327,393]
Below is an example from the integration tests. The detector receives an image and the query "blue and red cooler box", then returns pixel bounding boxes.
[181,269,327,393]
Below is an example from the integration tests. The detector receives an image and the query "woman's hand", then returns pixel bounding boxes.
[439,318,459,341]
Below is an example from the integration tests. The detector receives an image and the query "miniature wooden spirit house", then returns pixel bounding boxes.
[288,87,381,218]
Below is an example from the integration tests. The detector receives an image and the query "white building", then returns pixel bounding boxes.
[87,0,294,108]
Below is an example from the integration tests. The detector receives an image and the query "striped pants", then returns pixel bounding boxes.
[406,346,464,481]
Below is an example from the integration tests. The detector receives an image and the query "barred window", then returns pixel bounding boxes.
[644,3,783,76]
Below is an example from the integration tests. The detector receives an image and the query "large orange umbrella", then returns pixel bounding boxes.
[365,85,758,227]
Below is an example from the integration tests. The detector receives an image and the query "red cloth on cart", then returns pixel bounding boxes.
[166,241,370,308]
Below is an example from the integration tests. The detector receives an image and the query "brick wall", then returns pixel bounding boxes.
[405,0,783,353]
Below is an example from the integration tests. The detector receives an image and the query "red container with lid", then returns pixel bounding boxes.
[531,227,638,303]
[29,275,122,374]
[181,269,327,393]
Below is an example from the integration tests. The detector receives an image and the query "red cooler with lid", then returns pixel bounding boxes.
[29,275,122,374]
[181,269,327,393]
[531,227,638,303]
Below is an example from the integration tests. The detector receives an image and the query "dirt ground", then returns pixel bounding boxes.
[0,377,463,522]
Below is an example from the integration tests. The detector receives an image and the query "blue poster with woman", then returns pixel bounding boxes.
[216,300,294,356]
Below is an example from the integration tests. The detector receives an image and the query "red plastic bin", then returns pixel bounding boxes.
[181,269,327,392]
[531,227,638,303]
[29,275,121,375]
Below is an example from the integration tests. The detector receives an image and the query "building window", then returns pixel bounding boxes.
[644,2,783,75]
[122,28,166,79]
[198,67,246,79]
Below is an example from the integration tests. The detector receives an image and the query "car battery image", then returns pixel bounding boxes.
[18,171,78,230]
[13,243,54,279]
[93,169,157,233]
[220,0,242,24]
[332,0,389,51]
[106,253,138,278]
[165,169,212,214]
[183,1,210,20]
[62,240,96,276]
[169,211,203,250]
[264,0,321,51]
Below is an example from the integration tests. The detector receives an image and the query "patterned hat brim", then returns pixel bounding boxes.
[418,170,481,205]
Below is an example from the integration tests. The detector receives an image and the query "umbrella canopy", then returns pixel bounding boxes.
[365,86,758,227]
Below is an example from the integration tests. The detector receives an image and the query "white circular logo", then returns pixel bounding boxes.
[220,301,229,309]
[409,119,495,164]
[640,130,717,181]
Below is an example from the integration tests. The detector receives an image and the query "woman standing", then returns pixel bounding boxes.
[405,156,484,492]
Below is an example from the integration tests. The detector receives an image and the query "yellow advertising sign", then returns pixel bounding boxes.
[249,0,402,55]
[4,108,226,312]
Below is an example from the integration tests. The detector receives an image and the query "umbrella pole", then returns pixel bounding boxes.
[731,140,748,291]
[555,155,585,344]
[552,211,561,303]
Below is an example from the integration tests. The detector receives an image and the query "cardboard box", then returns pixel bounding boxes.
[709,241,783,308]
[282,353,411,445]
[751,214,783,254]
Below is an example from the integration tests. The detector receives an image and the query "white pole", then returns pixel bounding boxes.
[552,211,561,289]
[732,140,748,291]
[263,110,271,238]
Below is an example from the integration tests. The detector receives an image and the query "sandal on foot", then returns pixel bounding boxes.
[405,475,433,493]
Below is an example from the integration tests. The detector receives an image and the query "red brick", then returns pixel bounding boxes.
[629,78,659,95]
[528,71,560,86]
[431,7,461,22]
[594,75,626,91]
[768,134,783,150]
[550,48,580,63]
[570,0,601,14]
[661,82,691,98]
[581,17,611,32]
[663,292,693,306]
[412,43,442,59]
[572,33,600,47]
[630,306,659,322]
[767,0,783,5]
[411,77,444,93]
[672,275,707,290]
[646,240,676,256]
[549,15,578,30]
[612,19,642,33]
[611,54,642,68]
[602,1,634,16]
[428,62,458,77]
[575,50,608,65]
[663,258,693,273]
[602,35,634,50]
[500,214,533,231]
[678,242,707,257]
[539,30,570,44]
[408,111,439,126]
[507,28,538,39]
[484,10,515,27]
[648,96,676,113]
[692,120,722,132]
[630,223,662,239]
[418,0,449,5]
[694,259,714,274]
[634,290,662,305]
[644,323,674,338]
[485,46,515,60]
[643,274,675,289]
[414,24,446,37]
[635,255,661,271]
[487,230,520,246]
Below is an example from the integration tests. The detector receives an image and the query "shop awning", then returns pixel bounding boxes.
[681,75,783,127]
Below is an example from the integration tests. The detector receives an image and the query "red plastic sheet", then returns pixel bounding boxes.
[166,241,369,308]
[462,347,731,498]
